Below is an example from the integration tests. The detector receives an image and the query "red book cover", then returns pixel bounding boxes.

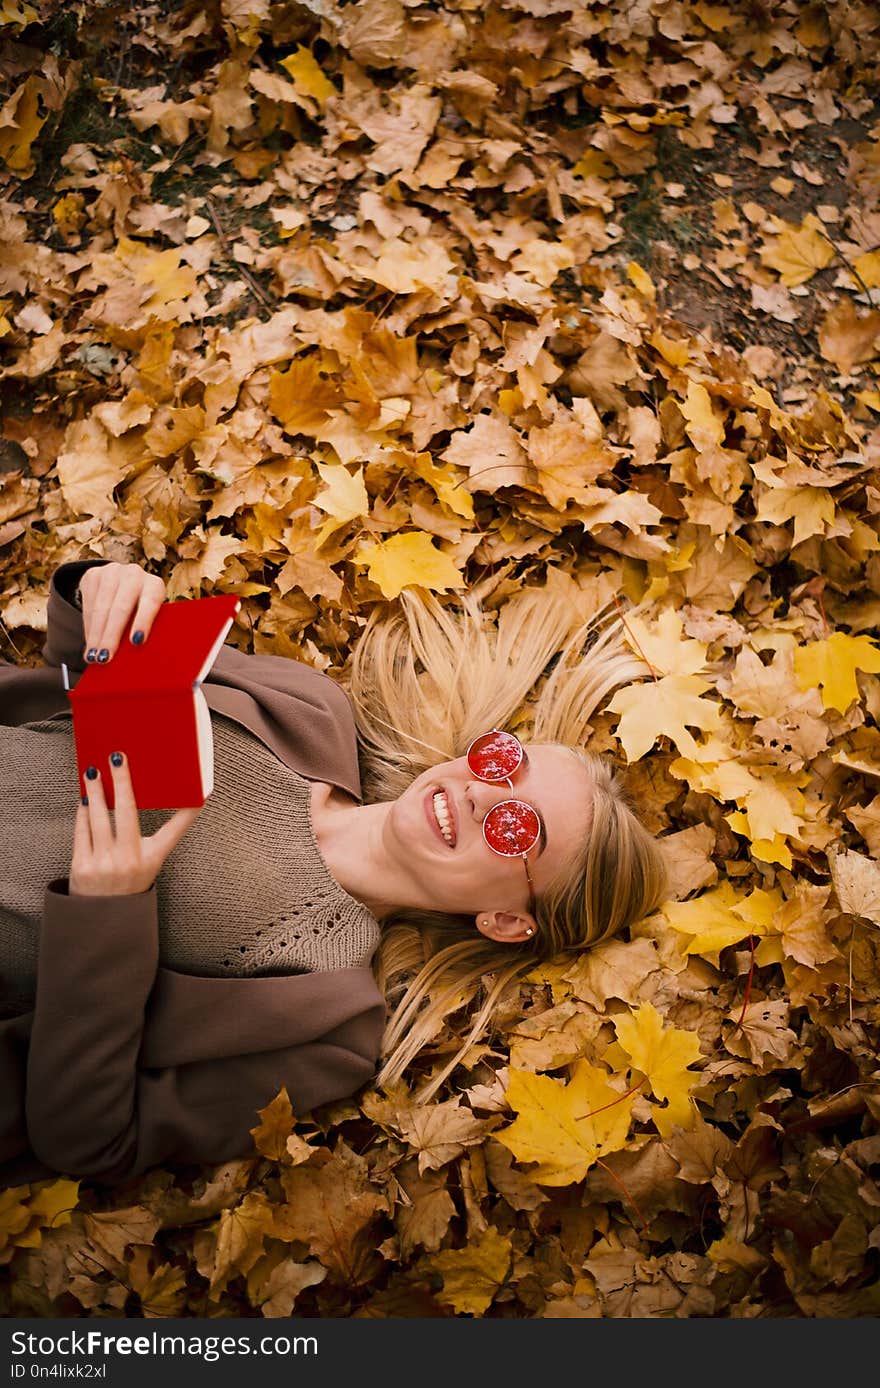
[65,593,242,810]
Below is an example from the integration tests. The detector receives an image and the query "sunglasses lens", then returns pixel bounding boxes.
[483,800,541,856]
[467,730,523,781]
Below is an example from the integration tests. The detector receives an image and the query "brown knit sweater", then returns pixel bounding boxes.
[0,710,380,1001]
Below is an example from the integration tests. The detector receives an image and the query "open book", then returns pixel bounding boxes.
[64,592,242,810]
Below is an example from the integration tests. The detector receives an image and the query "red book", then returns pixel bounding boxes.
[65,593,241,810]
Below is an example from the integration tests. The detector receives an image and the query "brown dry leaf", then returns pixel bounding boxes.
[394,1159,456,1259]
[817,299,880,372]
[397,1097,489,1174]
[274,1142,390,1284]
[827,847,880,927]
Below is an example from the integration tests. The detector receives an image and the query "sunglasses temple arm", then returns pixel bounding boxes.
[522,855,537,917]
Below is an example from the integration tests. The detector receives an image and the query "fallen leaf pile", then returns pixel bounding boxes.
[2,0,880,1319]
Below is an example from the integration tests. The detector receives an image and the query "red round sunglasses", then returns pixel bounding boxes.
[465,728,541,917]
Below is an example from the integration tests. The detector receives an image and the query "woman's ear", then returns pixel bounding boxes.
[475,910,536,944]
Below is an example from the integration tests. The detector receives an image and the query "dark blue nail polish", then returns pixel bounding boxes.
[110,751,123,767]
[86,648,97,662]
[86,766,98,780]
[97,648,109,663]
[81,795,88,806]
[131,630,144,645]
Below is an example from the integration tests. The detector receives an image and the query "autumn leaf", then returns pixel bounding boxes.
[661,880,769,964]
[827,847,880,927]
[612,1003,702,1137]
[440,413,533,493]
[817,299,880,371]
[269,357,344,433]
[681,380,725,451]
[0,1180,79,1262]
[357,531,464,599]
[606,673,724,761]
[495,1062,634,1186]
[313,461,369,545]
[397,1097,488,1174]
[759,214,836,287]
[394,1160,456,1259]
[206,1191,276,1298]
[279,46,338,111]
[274,1142,390,1285]
[793,632,880,713]
[425,1225,513,1316]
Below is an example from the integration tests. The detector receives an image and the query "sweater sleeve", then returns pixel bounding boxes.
[24,879,384,1184]
[41,559,111,672]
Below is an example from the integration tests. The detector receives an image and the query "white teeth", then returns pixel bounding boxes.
[432,790,454,845]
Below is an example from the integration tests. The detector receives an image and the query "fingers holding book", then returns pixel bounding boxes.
[71,751,204,898]
[79,562,167,664]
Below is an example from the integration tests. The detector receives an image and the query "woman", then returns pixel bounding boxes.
[0,557,669,1187]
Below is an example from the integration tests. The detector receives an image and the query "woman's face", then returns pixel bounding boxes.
[384,742,593,921]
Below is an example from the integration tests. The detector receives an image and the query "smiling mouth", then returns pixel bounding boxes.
[431,788,456,847]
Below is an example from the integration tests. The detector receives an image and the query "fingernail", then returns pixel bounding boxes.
[110,751,123,767]
[85,766,98,780]
[85,648,97,662]
[131,630,144,645]
[81,795,88,806]
[97,649,109,663]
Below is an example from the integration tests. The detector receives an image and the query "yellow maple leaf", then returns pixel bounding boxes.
[0,0,38,28]
[279,46,338,109]
[426,1226,513,1316]
[0,76,47,176]
[145,404,206,459]
[760,214,836,287]
[853,249,880,290]
[794,632,880,713]
[661,880,769,964]
[0,1179,80,1258]
[313,461,369,546]
[116,238,198,318]
[494,1062,634,1186]
[411,451,474,520]
[681,380,725,451]
[621,608,708,677]
[627,262,656,301]
[725,812,793,868]
[650,330,691,367]
[52,192,86,238]
[607,673,723,761]
[613,1003,701,1137]
[571,149,614,179]
[755,484,835,547]
[358,532,464,600]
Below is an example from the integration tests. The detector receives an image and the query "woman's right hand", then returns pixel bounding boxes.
[70,750,204,897]
[78,561,167,664]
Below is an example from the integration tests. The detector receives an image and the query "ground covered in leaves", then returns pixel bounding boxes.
[2,0,880,1320]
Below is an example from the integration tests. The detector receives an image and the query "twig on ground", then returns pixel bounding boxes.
[205,195,275,314]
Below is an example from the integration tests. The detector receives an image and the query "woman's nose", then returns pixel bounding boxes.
[466,780,514,818]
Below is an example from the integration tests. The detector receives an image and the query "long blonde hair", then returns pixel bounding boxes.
[345,574,671,1100]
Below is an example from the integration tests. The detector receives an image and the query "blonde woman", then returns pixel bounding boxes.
[0,558,668,1186]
